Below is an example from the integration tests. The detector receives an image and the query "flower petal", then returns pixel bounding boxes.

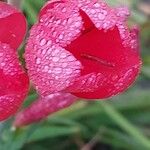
[14,93,76,127]
[0,42,29,121]
[65,26,141,99]
[0,2,26,49]
[78,0,129,29]
[39,0,83,47]
[25,24,82,96]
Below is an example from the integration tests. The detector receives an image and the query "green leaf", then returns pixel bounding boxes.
[28,126,80,142]
[100,102,150,149]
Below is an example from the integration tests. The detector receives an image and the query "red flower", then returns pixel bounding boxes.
[0,2,29,121]
[0,0,141,126]
[25,0,141,99]
[13,0,141,127]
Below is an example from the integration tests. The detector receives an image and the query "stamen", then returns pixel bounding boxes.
[81,53,115,67]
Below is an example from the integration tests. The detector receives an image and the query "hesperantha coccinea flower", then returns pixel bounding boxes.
[0,2,29,121]
[13,0,142,127]
[25,0,141,99]
[0,0,141,127]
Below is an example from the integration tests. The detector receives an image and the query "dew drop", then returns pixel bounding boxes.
[91,9,96,14]
[43,66,49,72]
[54,68,62,74]
[60,53,67,58]
[112,75,118,81]
[98,13,105,20]
[62,63,68,68]
[52,57,59,62]
[94,3,100,8]
[40,39,47,46]
[36,58,41,65]
[0,52,3,57]
[62,7,67,13]
[75,22,81,27]
[51,49,59,56]
[58,34,64,40]
[47,40,52,46]
[65,68,73,75]
[1,62,5,67]
[101,10,107,16]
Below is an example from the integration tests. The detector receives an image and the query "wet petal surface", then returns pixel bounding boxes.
[14,92,76,127]
[25,24,82,96]
[65,26,141,99]
[0,2,26,49]
[25,0,141,99]
[0,42,29,121]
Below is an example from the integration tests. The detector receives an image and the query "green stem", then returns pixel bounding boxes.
[22,0,37,24]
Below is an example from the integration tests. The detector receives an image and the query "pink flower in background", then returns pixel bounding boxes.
[0,2,29,121]
[14,0,141,126]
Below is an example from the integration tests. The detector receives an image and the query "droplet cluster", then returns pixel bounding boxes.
[0,2,16,18]
[67,73,107,93]
[0,2,29,121]
[0,42,22,75]
[39,0,83,47]
[0,42,29,121]
[25,24,82,96]
[78,0,138,49]
[106,65,140,97]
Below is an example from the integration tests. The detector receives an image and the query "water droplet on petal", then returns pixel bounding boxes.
[40,39,47,46]
[36,58,41,64]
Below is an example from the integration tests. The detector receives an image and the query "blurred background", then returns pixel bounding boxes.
[0,0,150,150]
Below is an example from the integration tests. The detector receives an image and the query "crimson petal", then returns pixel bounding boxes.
[0,2,26,49]
[65,26,141,98]
[25,24,82,96]
[64,0,141,99]
[0,3,29,121]
[0,42,29,121]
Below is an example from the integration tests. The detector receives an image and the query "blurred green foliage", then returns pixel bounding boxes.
[0,0,150,150]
